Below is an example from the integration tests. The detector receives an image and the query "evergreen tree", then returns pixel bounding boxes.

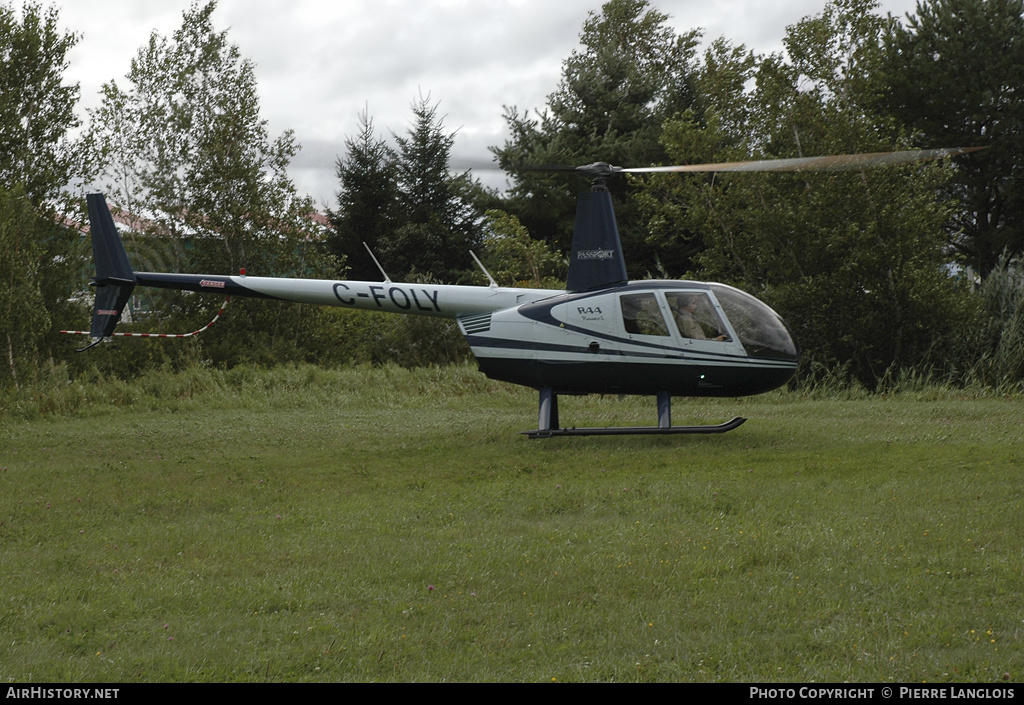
[493,0,701,274]
[328,110,398,280]
[376,96,487,282]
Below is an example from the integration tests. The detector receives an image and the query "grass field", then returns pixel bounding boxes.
[1,364,1022,682]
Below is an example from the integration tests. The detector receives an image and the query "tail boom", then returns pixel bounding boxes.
[134,272,562,318]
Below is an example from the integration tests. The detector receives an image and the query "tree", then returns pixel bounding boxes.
[548,0,699,161]
[375,95,489,283]
[92,1,317,272]
[327,109,397,280]
[0,187,50,388]
[492,0,701,274]
[958,252,1024,387]
[478,210,565,289]
[0,3,92,385]
[0,2,85,205]
[639,0,968,386]
[89,0,331,366]
[877,0,1024,274]
[635,38,759,273]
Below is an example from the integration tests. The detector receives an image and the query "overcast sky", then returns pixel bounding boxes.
[57,0,922,208]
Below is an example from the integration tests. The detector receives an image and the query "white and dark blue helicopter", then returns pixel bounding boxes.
[72,148,978,437]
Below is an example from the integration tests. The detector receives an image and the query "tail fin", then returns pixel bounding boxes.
[565,191,628,292]
[83,194,136,347]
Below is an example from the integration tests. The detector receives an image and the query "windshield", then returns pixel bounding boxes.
[709,284,798,361]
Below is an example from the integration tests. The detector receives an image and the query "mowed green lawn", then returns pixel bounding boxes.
[1,365,1022,682]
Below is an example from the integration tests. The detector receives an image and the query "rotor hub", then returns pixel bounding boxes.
[576,162,622,190]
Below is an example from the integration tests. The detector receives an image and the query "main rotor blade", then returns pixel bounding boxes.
[516,164,586,173]
[621,147,986,174]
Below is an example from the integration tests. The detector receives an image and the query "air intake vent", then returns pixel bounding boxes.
[459,313,491,335]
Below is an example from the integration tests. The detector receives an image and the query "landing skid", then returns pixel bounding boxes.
[523,387,745,439]
[524,417,745,438]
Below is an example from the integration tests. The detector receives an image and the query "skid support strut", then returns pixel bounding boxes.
[525,389,745,439]
[537,386,560,433]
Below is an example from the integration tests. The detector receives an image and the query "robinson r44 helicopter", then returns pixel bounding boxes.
[69,147,979,437]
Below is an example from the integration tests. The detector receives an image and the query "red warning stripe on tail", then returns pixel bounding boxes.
[61,298,230,339]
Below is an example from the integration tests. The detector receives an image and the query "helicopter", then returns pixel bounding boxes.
[69,147,980,438]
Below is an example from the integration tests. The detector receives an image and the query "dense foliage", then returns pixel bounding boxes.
[1,0,1022,391]
[492,0,702,274]
[876,0,1024,274]
[85,1,340,369]
[634,0,974,386]
[0,2,90,387]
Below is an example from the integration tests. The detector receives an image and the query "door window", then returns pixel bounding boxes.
[620,292,669,336]
[665,292,730,342]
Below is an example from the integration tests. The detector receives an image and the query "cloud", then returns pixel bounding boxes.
[61,0,922,206]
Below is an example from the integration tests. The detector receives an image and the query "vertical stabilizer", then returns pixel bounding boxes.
[565,191,628,292]
[85,194,136,340]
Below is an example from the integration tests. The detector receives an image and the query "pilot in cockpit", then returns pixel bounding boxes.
[669,293,730,342]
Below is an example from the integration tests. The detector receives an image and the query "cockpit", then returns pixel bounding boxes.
[617,283,797,361]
